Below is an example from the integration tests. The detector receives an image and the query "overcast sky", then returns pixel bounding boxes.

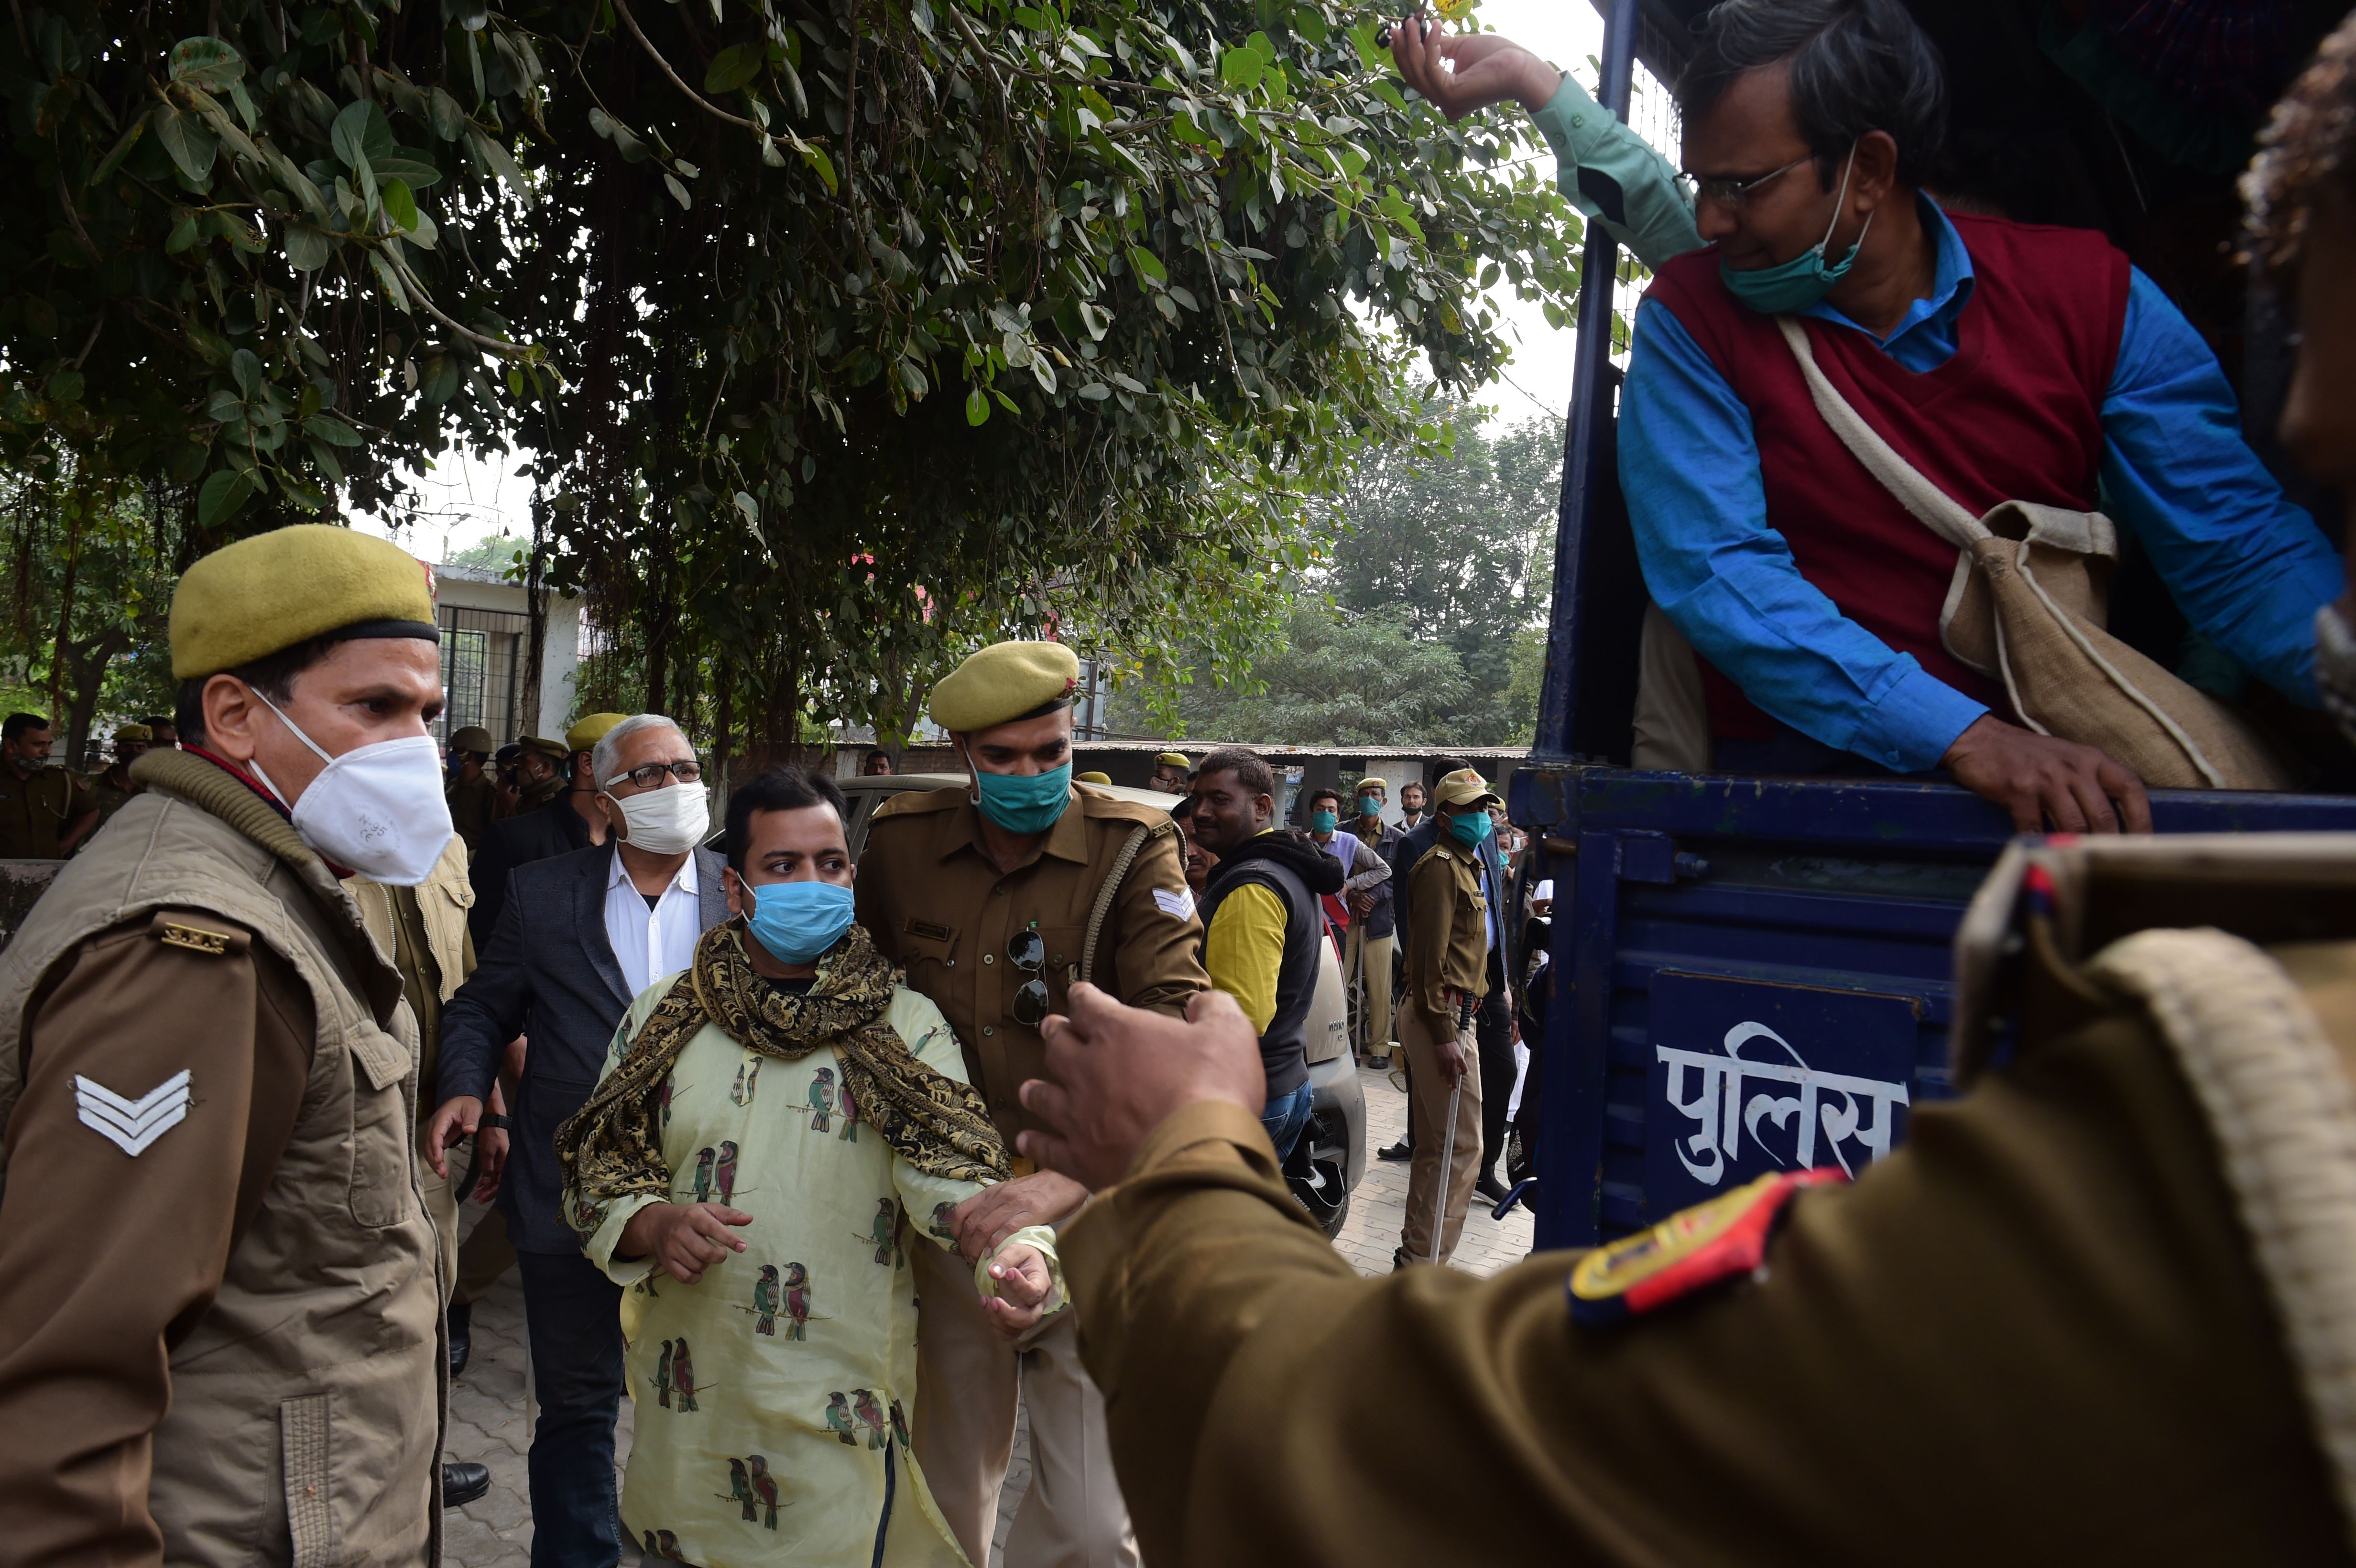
[355,0,1631,562]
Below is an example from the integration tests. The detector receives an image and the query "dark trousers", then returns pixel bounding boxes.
[518,1248,626,1568]
[1476,947,1515,1180]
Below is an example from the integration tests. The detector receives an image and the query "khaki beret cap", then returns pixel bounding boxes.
[1156,752,1191,769]
[518,735,569,762]
[929,641,1080,733]
[1433,767,1500,809]
[1076,771,1112,784]
[448,726,497,754]
[566,712,630,754]
[113,724,152,744]
[170,525,437,680]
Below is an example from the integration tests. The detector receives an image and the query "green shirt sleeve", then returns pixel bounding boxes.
[1527,72,1703,271]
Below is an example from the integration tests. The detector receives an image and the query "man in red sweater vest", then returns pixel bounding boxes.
[1392,0,2341,831]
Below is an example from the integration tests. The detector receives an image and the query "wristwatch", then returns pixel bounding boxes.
[479,1113,512,1132]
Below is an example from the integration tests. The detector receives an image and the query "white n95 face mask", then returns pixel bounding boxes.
[250,693,455,885]
[607,783,709,856]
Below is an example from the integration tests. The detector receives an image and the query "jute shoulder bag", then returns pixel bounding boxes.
[1776,316,2296,791]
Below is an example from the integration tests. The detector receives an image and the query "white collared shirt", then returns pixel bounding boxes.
[605,848,701,998]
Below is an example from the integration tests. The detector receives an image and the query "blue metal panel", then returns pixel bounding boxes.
[1513,763,2356,1249]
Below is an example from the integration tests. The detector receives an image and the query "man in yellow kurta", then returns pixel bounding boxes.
[559,767,1059,1568]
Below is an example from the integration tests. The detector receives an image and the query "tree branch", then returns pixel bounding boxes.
[607,0,761,131]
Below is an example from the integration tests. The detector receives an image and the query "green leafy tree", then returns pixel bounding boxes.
[10,0,1582,752]
[1131,601,1472,744]
[0,462,182,761]
[444,529,528,572]
[1321,399,1560,743]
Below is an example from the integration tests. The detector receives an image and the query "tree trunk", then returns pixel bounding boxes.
[521,489,550,738]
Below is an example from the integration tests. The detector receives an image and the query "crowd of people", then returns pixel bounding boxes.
[0,0,2351,1563]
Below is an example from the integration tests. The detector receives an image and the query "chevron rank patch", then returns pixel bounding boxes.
[1152,886,1196,921]
[1567,1168,1845,1327]
[75,1070,192,1157]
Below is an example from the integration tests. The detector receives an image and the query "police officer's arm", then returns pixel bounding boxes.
[0,915,313,1567]
[431,866,534,1161]
[1405,854,1457,1026]
[1107,824,1211,1015]
[57,774,101,855]
[1044,990,2345,1566]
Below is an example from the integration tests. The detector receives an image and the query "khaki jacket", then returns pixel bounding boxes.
[1404,840,1487,1029]
[855,783,1209,1142]
[345,835,475,1005]
[0,749,442,1567]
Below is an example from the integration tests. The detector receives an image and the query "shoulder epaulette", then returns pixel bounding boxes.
[1077,792,1177,832]
[1567,1168,1844,1327]
[868,787,968,823]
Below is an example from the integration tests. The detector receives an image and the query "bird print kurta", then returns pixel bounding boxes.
[574,974,1061,1568]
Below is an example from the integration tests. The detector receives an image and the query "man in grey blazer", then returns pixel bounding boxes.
[428,714,726,1568]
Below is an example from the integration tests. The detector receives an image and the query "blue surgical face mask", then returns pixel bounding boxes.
[1448,808,1494,850]
[1309,809,1339,834]
[1358,795,1384,817]
[748,879,857,965]
[1720,146,1873,316]
[972,762,1072,835]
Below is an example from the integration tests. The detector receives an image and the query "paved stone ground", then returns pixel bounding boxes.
[439,1058,1533,1567]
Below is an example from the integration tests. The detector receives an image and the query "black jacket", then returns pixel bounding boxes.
[467,791,597,947]
[1200,830,1343,1099]
[438,840,729,1252]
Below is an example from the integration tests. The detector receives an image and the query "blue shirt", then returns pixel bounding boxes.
[1531,77,2340,773]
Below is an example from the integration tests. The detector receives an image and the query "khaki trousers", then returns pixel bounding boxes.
[912,1236,1139,1568]
[1633,600,1713,773]
[1399,1005,1483,1265]
[1346,928,1396,1059]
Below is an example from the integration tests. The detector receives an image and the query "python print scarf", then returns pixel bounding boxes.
[557,918,1008,1230]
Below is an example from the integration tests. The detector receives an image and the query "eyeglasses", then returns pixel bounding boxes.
[1009,924,1051,1028]
[1687,154,1808,210]
[605,759,705,791]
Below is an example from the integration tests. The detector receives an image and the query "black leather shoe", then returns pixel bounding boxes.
[446,1299,472,1380]
[1376,1140,1414,1163]
[442,1461,491,1509]
[1473,1172,1510,1206]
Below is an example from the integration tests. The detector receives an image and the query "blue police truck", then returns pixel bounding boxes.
[1506,0,2356,1252]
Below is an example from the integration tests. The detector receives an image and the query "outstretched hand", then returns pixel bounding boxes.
[1387,15,1565,123]
[1015,983,1266,1192]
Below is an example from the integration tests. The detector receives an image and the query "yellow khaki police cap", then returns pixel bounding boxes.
[518,735,569,762]
[1358,775,1388,789]
[929,641,1080,733]
[1076,771,1112,784]
[448,726,497,754]
[113,723,152,744]
[566,712,630,754]
[170,524,437,680]
[1433,767,1500,809]
[1156,751,1191,769]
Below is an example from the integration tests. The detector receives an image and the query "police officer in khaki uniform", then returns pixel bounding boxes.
[1146,750,1192,795]
[0,711,99,859]
[0,525,456,1565]
[1397,768,1497,1269]
[92,723,151,828]
[854,639,1209,1568]
[444,724,502,851]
